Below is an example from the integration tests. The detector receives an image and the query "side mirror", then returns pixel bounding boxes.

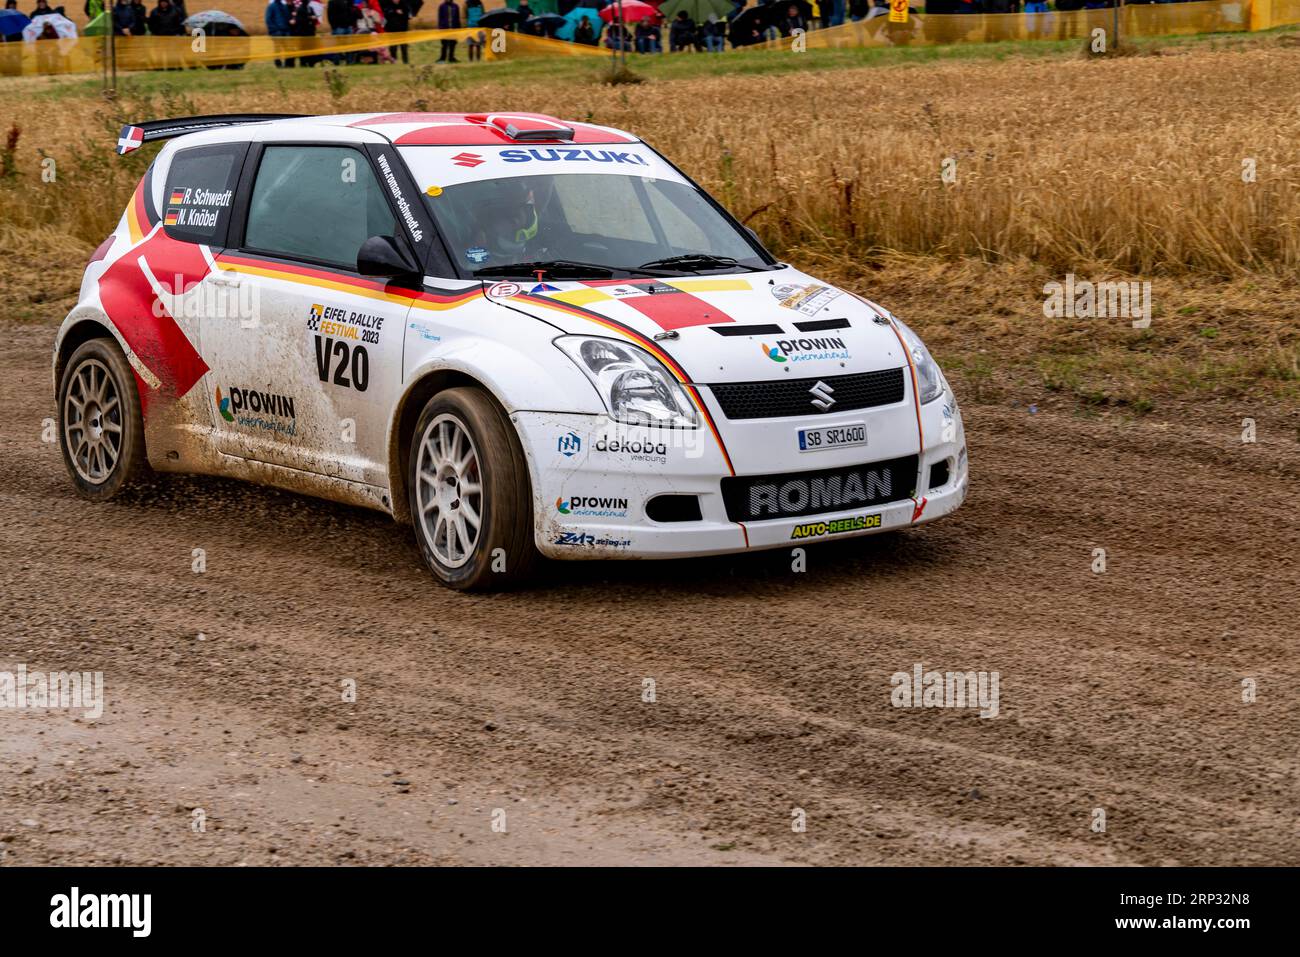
[357,235,419,278]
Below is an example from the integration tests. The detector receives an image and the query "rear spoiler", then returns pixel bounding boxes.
[115,114,308,155]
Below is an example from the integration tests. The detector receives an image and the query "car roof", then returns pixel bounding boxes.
[274,112,641,147]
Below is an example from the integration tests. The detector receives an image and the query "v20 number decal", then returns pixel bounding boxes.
[314,336,369,392]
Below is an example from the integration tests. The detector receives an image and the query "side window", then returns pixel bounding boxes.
[163,143,246,247]
[243,145,397,269]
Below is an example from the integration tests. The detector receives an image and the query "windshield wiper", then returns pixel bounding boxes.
[637,254,763,273]
[473,260,617,279]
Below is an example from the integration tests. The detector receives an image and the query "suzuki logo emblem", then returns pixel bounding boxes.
[809,380,835,411]
[451,152,485,168]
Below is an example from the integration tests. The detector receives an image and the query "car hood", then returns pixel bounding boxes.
[485,265,909,384]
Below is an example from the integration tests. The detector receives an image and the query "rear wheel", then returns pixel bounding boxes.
[57,337,149,501]
[407,387,537,590]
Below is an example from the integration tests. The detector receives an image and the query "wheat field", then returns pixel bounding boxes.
[3,41,1299,403]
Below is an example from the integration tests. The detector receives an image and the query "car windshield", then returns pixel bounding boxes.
[404,150,770,278]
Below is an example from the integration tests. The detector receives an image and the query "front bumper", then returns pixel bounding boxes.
[511,387,968,560]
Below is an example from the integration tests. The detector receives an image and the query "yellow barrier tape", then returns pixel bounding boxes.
[4,1,1296,77]
[0,29,604,77]
[758,1,1252,50]
[1268,0,1300,25]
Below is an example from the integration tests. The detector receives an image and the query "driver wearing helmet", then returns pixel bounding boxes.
[469,178,552,265]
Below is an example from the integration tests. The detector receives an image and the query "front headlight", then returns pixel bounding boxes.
[554,336,699,429]
[893,318,945,405]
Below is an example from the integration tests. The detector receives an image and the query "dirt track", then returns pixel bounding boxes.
[2,320,1298,866]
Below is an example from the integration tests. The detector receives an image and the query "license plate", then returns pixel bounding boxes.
[797,422,867,452]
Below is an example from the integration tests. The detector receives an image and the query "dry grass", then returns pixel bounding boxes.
[3,44,1299,407]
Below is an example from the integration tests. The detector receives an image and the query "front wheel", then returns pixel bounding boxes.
[407,387,537,590]
[57,337,150,501]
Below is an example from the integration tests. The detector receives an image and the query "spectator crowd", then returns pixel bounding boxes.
[264,0,426,66]
[2,0,188,39]
[3,0,1224,54]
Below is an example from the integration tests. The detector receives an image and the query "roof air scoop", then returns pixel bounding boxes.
[486,114,576,143]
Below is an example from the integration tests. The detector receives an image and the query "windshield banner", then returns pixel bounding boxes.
[399,145,688,190]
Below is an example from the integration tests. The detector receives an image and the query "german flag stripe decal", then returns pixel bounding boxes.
[216,255,481,312]
[125,166,160,245]
[511,293,688,380]
[202,255,736,475]
[511,292,735,476]
[126,181,149,244]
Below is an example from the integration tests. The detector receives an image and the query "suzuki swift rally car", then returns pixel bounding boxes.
[54,112,968,589]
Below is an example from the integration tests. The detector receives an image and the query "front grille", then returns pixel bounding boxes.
[721,454,918,523]
[707,368,905,420]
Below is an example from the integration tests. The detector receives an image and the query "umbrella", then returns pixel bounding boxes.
[526,12,567,34]
[658,0,731,21]
[0,9,30,37]
[477,7,523,28]
[83,10,109,35]
[22,12,77,41]
[599,0,660,23]
[184,9,248,32]
[726,4,766,46]
[186,9,250,67]
[558,5,603,40]
[758,0,812,28]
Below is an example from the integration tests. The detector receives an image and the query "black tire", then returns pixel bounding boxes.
[56,337,150,502]
[407,387,537,590]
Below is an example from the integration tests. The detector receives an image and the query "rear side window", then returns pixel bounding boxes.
[243,145,397,269]
[163,143,246,247]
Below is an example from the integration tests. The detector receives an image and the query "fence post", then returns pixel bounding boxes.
[106,25,117,95]
[1250,0,1273,31]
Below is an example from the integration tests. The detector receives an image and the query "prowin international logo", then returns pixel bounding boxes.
[762,337,850,363]
[555,494,629,518]
[217,386,297,436]
[50,887,151,937]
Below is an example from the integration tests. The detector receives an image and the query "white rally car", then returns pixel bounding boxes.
[54,111,968,589]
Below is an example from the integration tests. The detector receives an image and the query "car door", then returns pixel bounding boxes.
[133,140,249,427]
[201,141,414,486]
